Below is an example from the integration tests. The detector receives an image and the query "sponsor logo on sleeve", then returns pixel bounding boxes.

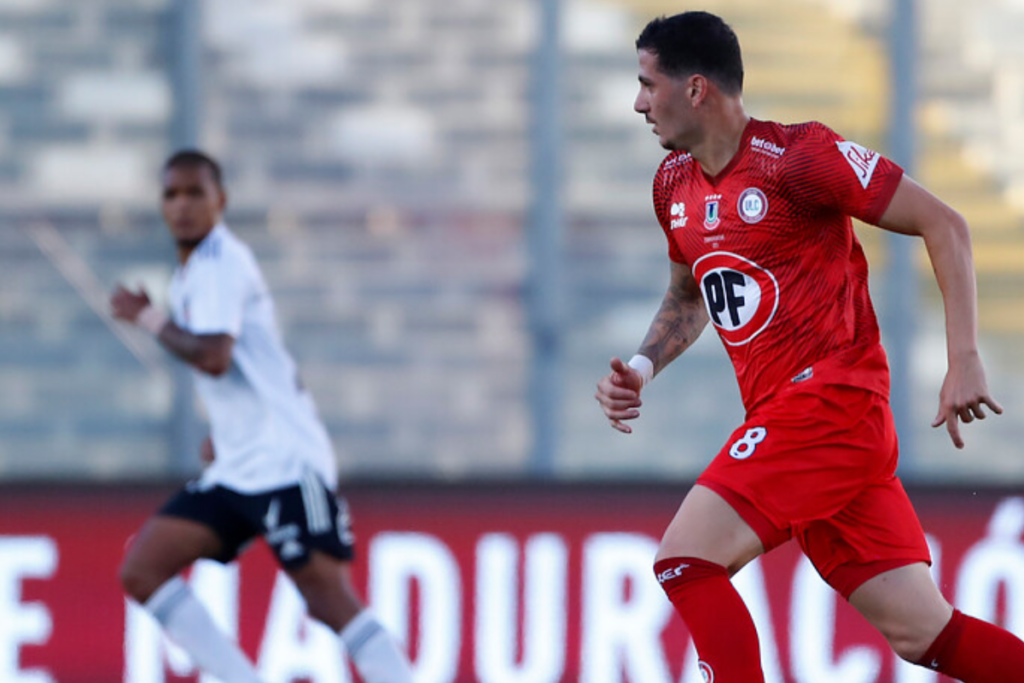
[837,140,881,189]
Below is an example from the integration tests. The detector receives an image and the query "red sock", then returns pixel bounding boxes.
[918,609,1024,682]
[654,557,765,683]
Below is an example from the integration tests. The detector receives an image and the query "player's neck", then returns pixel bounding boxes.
[691,101,749,178]
[175,226,216,265]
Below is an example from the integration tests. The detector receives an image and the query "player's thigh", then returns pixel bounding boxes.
[656,484,764,574]
[120,515,224,601]
[286,551,364,632]
[849,562,952,661]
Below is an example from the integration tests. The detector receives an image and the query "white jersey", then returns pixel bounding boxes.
[168,224,338,493]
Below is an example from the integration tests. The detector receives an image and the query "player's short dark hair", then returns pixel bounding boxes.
[636,12,744,96]
[163,149,224,190]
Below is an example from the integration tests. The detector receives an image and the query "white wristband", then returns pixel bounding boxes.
[627,354,654,388]
[136,305,169,336]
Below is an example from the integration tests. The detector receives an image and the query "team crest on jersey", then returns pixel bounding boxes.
[692,251,780,346]
[698,661,715,682]
[837,140,881,189]
[704,195,722,230]
[737,188,768,224]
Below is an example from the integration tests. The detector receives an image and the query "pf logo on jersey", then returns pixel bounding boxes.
[692,251,779,346]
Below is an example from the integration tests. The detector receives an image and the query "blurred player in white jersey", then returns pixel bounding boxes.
[111,150,413,683]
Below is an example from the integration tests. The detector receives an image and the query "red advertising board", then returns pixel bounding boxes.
[0,483,1021,683]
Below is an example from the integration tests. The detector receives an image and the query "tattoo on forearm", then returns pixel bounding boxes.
[638,269,706,374]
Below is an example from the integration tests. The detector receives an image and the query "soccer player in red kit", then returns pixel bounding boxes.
[594,12,1024,683]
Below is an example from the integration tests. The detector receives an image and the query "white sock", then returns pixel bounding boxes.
[145,576,265,683]
[340,610,415,683]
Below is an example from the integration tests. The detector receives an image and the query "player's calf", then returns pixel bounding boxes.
[288,552,414,683]
[287,552,364,632]
[655,556,766,683]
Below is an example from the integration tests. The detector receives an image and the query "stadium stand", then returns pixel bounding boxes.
[0,0,1021,481]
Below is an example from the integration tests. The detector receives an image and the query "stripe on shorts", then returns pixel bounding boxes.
[300,469,331,534]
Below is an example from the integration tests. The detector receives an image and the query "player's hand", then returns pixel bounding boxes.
[595,357,644,434]
[110,284,152,324]
[931,352,1003,449]
[199,436,215,465]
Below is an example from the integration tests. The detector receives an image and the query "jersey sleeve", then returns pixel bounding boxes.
[184,248,250,337]
[653,155,687,264]
[786,123,904,225]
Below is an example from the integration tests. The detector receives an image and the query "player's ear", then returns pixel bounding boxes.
[687,74,707,106]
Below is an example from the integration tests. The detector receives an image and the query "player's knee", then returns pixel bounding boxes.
[119,556,169,604]
[878,623,934,663]
[655,544,747,577]
[890,637,931,664]
[119,558,151,603]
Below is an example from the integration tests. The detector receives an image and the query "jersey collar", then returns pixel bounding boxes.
[700,118,758,186]
[178,222,229,273]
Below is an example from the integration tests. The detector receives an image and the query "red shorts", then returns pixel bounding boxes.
[697,383,930,599]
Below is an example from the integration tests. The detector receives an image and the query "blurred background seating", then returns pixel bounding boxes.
[0,0,1021,482]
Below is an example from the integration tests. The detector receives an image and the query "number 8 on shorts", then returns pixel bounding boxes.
[729,427,767,460]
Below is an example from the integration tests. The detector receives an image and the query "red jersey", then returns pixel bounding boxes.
[653,118,904,412]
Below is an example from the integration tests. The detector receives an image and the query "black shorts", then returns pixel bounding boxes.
[159,473,355,570]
